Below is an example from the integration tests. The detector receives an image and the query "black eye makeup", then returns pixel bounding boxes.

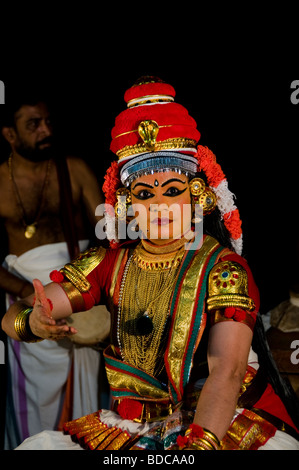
[132,177,187,200]
[163,186,187,197]
[132,189,155,200]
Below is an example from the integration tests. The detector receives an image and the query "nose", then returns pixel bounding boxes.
[39,119,52,137]
[149,203,169,213]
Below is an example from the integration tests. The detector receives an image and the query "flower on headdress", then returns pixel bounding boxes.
[102,160,121,212]
[223,209,242,240]
[195,145,243,255]
[196,145,225,188]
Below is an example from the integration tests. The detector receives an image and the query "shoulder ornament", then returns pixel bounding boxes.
[207,261,255,312]
[60,246,106,293]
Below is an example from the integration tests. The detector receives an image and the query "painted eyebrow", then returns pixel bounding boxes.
[132,182,154,190]
[161,178,187,187]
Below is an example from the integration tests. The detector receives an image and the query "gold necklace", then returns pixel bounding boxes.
[8,154,52,239]
[117,243,185,376]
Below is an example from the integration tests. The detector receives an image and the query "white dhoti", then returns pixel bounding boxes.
[3,241,110,450]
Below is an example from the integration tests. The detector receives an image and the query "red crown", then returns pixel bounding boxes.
[110,77,201,162]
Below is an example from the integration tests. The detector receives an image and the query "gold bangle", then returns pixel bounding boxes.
[14,307,42,343]
[192,437,215,450]
[203,429,221,449]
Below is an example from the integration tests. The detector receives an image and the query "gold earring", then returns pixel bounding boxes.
[189,178,217,216]
[114,187,132,220]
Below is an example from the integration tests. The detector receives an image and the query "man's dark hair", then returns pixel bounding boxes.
[0,81,51,130]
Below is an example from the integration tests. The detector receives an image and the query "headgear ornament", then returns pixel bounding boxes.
[103,76,243,254]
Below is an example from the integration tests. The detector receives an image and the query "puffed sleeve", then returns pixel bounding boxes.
[206,253,260,332]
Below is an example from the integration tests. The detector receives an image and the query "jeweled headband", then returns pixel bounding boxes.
[120,151,198,186]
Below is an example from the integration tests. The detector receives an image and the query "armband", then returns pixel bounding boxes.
[207,261,255,312]
[60,246,106,293]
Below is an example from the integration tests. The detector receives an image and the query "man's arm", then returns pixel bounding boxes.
[0,265,34,298]
[67,157,104,228]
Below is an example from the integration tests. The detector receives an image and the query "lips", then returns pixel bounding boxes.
[151,217,173,226]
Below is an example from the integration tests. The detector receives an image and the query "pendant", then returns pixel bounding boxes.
[25,224,36,239]
[136,311,153,336]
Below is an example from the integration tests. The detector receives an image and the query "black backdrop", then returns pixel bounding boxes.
[1,66,298,315]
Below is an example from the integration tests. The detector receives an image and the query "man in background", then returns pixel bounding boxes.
[0,85,109,449]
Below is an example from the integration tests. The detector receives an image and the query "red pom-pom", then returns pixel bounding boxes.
[234,308,246,322]
[224,307,246,322]
[224,307,236,318]
[176,435,188,448]
[49,270,64,283]
[189,424,204,439]
[117,398,143,420]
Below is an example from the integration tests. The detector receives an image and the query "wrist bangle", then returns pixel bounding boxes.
[14,307,43,343]
[176,423,220,450]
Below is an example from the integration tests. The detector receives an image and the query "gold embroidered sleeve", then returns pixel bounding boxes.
[206,261,255,312]
[60,246,106,293]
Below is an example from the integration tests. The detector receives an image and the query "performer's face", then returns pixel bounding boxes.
[10,102,54,161]
[131,170,192,244]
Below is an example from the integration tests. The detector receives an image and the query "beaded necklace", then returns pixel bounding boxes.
[117,238,187,376]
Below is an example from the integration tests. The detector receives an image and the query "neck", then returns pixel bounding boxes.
[9,151,51,173]
[143,229,195,250]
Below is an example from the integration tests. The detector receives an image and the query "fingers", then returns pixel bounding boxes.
[30,278,78,341]
[41,325,78,341]
[33,278,48,305]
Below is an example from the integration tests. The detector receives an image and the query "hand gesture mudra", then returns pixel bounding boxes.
[29,279,77,341]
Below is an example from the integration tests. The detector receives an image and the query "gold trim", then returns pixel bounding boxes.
[105,364,170,401]
[207,294,255,311]
[167,236,221,395]
[127,96,174,108]
[61,265,91,292]
[113,124,172,140]
[60,247,106,293]
[132,240,186,271]
[117,138,197,161]
[59,281,85,312]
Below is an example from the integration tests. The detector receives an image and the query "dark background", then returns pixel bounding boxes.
[1,64,298,315]
[0,23,299,451]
